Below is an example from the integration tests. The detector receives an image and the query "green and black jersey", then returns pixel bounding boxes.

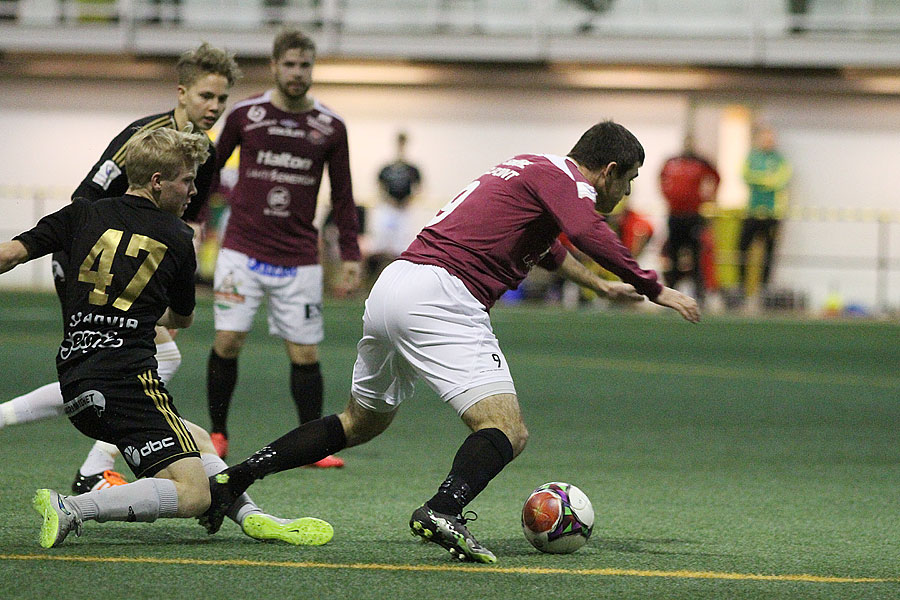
[15,196,196,387]
[72,111,216,223]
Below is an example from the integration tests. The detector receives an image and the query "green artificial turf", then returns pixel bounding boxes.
[1,290,898,599]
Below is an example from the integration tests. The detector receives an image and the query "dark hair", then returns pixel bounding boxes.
[567,121,644,174]
[273,28,316,60]
[176,42,241,87]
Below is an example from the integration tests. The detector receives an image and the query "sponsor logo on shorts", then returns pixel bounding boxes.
[215,273,245,306]
[64,390,106,417]
[123,446,142,466]
[305,303,323,320]
[247,258,298,278]
[122,437,176,467]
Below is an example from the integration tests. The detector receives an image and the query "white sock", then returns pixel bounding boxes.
[201,453,263,525]
[78,441,120,476]
[0,382,64,427]
[69,478,179,523]
[155,341,182,385]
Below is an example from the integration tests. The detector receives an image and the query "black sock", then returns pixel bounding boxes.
[290,362,324,424]
[207,349,238,435]
[426,428,514,516]
[225,414,348,492]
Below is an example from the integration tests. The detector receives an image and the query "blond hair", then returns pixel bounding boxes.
[125,126,210,187]
[176,42,242,88]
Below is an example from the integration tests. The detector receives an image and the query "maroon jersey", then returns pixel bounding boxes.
[401,154,662,309]
[215,92,360,267]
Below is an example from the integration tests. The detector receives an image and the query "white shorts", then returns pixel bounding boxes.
[213,248,324,345]
[351,260,516,416]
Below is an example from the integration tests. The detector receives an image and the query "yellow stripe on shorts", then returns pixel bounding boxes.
[138,370,196,453]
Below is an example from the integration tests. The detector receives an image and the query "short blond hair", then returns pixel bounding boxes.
[176,42,242,87]
[125,127,210,187]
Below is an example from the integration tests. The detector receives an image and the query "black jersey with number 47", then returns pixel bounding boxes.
[14,196,196,387]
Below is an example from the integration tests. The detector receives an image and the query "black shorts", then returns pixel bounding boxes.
[62,371,200,478]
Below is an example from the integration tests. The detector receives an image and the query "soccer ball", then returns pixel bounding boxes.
[521,482,594,554]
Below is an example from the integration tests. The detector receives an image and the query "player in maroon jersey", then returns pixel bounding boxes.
[206,29,361,465]
[200,121,699,563]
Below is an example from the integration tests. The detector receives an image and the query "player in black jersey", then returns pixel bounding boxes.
[0,127,333,548]
[0,43,241,494]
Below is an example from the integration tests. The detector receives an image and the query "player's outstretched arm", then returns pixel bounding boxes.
[0,241,29,274]
[652,286,701,323]
[557,252,644,302]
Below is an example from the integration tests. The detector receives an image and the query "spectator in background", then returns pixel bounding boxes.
[788,0,810,33]
[568,0,615,33]
[739,125,792,307]
[659,135,719,308]
[0,0,17,21]
[369,131,422,276]
[147,0,181,24]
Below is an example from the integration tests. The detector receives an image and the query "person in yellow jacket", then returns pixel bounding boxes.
[738,125,792,303]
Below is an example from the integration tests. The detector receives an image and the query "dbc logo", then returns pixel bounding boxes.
[123,446,141,466]
[122,437,175,467]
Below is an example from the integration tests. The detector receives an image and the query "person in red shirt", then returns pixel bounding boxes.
[206,29,361,466]
[659,135,720,307]
[199,121,699,564]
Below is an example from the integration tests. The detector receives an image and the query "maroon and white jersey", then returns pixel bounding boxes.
[215,91,360,267]
[400,154,662,309]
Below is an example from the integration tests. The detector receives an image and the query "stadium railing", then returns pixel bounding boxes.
[0,0,898,67]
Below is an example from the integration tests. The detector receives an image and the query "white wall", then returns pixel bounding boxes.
[1,75,899,311]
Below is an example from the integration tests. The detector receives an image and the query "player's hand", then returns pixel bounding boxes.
[653,286,701,323]
[599,281,644,302]
[335,261,362,296]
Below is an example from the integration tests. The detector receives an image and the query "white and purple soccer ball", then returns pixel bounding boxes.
[521,481,594,554]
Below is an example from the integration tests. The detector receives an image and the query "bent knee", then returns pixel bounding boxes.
[494,421,527,458]
[339,399,395,447]
[509,424,529,458]
[214,331,246,358]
